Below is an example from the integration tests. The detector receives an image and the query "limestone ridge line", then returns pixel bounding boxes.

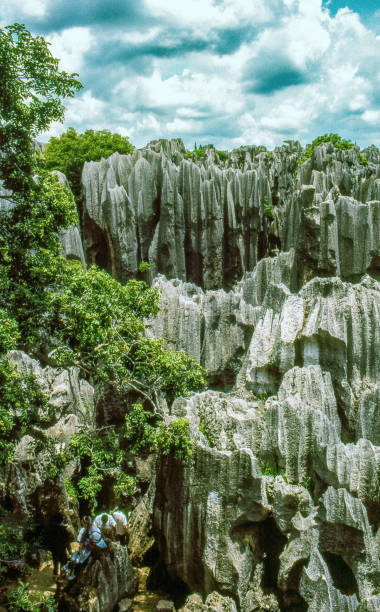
[29,138,378,611]
[80,138,379,290]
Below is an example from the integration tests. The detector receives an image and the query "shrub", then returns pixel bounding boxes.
[43,128,134,198]
[297,133,368,167]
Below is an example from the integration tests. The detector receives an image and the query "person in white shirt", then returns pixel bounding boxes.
[63,515,107,580]
[112,509,129,545]
[93,512,116,540]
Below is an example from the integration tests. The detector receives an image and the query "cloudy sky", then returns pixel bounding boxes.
[1,0,379,149]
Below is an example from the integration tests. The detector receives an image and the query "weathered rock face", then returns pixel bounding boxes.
[53,170,86,263]
[154,384,380,611]
[150,268,380,609]
[81,139,379,289]
[115,141,380,611]
[14,139,376,611]
[56,543,137,612]
[1,351,93,525]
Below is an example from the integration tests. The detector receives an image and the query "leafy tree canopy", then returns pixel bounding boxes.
[0,23,82,196]
[0,24,206,513]
[297,133,368,166]
[43,127,134,198]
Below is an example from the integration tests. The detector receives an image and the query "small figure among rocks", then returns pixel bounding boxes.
[62,515,107,581]
[94,511,117,541]
[43,512,72,576]
[112,509,129,545]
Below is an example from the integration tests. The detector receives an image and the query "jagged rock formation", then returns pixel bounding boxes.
[4,138,378,611]
[53,170,86,263]
[1,351,93,524]
[81,139,379,290]
[56,543,137,611]
[89,139,378,611]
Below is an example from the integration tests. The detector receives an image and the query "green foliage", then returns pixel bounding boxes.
[184,143,206,161]
[297,133,361,166]
[123,403,157,453]
[198,418,212,447]
[124,403,192,460]
[0,310,19,353]
[301,475,314,492]
[43,127,134,198]
[0,520,27,562]
[64,478,78,504]
[68,405,192,509]
[155,418,193,461]
[0,173,78,345]
[0,23,205,518]
[0,356,51,466]
[138,261,150,273]
[359,153,368,166]
[260,460,288,482]
[7,581,56,612]
[184,143,228,163]
[0,23,82,197]
[44,260,206,405]
[216,149,228,162]
[70,425,137,510]
[263,196,274,220]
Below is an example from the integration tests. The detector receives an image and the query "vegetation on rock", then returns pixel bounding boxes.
[184,143,228,162]
[297,132,368,166]
[0,23,205,518]
[43,127,134,198]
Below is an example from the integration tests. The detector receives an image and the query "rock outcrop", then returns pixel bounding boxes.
[81,139,379,289]
[1,351,93,525]
[77,139,380,611]
[3,138,378,611]
[56,543,137,612]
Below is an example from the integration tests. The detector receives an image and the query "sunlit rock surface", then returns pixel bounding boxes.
[79,139,380,611]
[1,351,93,525]
[81,139,379,288]
[6,139,379,611]
[56,542,137,612]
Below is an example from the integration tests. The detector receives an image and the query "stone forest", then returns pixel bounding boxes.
[1,22,380,612]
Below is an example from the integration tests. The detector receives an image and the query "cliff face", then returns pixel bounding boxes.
[81,139,379,289]
[79,139,380,611]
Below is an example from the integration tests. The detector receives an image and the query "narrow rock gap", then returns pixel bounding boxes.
[83,215,111,273]
[258,517,287,592]
[320,552,359,596]
[146,545,190,609]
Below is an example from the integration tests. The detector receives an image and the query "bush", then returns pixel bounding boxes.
[7,581,56,611]
[0,356,51,466]
[297,133,368,167]
[43,128,134,198]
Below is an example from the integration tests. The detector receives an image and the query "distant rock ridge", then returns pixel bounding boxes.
[4,138,379,611]
[80,138,379,290]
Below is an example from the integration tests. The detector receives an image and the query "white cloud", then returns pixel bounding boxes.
[0,0,47,22]
[65,90,105,123]
[46,27,93,73]
[362,110,380,124]
[115,68,242,115]
[20,0,379,149]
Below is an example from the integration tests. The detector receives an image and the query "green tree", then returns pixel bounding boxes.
[0,23,82,196]
[43,128,134,198]
[47,260,206,404]
[0,24,205,514]
[297,133,368,166]
[0,23,81,344]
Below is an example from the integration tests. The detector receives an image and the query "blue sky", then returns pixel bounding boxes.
[1,0,379,149]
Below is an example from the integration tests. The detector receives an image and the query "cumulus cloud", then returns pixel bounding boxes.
[1,0,379,148]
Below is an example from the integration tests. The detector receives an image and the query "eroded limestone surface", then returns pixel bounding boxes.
[78,139,380,611]
[81,139,379,289]
[2,351,93,523]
